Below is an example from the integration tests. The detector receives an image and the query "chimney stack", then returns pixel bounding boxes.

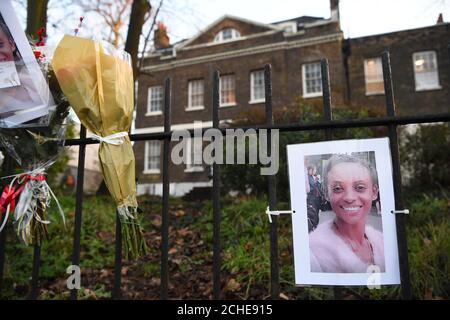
[154,21,170,50]
[330,0,340,22]
[436,13,444,24]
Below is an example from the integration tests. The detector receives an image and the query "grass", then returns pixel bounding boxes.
[0,191,448,299]
[0,194,117,299]
[198,196,332,299]
[405,195,450,299]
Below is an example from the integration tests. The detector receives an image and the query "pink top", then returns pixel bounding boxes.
[309,220,385,273]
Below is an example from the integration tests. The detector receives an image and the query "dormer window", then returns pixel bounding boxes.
[214,28,241,43]
[276,22,297,34]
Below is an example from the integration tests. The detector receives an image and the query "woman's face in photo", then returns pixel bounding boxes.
[326,162,378,225]
[0,28,16,62]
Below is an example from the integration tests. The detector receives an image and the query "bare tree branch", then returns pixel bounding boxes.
[76,0,132,48]
[138,0,164,71]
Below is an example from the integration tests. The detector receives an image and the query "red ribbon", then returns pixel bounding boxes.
[0,174,46,215]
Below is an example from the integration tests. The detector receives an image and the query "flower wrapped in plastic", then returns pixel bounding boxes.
[52,35,147,259]
[0,45,70,245]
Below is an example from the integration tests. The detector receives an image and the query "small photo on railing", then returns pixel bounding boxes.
[287,137,400,286]
[0,0,54,127]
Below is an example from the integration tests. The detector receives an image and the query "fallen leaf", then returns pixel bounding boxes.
[149,278,161,286]
[175,210,186,217]
[225,278,241,292]
[151,216,162,227]
[424,289,434,300]
[96,231,111,240]
[203,287,212,296]
[83,288,98,300]
[178,228,191,237]
[99,269,110,278]
[279,293,289,300]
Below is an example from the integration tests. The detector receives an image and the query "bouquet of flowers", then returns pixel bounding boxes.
[0,28,69,245]
[52,34,147,259]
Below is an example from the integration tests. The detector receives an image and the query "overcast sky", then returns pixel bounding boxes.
[161,0,449,42]
[10,0,450,46]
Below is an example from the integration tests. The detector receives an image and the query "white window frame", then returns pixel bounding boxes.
[412,51,441,91]
[146,86,163,116]
[277,21,297,34]
[364,57,385,96]
[249,70,265,104]
[220,74,236,107]
[187,79,205,111]
[185,137,204,172]
[302,62,323,98]
[214,28,241,43]
[144,141,161,174]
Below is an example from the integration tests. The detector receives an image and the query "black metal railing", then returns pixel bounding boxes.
[1,50,449,300]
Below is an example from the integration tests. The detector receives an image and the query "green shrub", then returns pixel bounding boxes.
[406,194,449,228]
[400,123,450,194]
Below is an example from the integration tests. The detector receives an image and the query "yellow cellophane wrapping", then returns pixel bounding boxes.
[52,35,137,210]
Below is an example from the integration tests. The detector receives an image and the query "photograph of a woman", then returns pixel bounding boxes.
[287,138,400,286]
[0,18,43,113]
[0,0,52,127]
[308,153,385,273]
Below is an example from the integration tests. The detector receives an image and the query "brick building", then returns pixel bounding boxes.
[346,24,449,114]
[134,0,449,196]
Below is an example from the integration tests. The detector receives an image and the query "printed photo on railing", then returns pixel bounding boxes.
[287,137,400,287]
[0,1,54,127]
